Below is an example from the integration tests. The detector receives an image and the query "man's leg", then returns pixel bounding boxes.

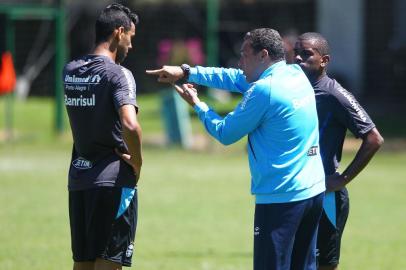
[96,188,138,268]
[317,188,349,270]
[70,188,137,269]
[73,261,94,270]
[290,192,324,270]
[318,266,337,270]
[253,200,311,270]
[70,191,93,270]
[94,258,122,270]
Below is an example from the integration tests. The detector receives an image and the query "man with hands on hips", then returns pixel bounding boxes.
[147,28,325,270]
[293,32,384,270]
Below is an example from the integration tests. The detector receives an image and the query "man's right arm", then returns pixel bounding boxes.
[146,65,250,93]
[118,104,143,184]
[188,66,250,93]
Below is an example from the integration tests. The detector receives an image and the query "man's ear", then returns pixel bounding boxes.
[114,26,125,40]
[321,54,330,67]
[260,49,269,61]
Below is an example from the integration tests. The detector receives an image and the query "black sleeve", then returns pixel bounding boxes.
[332,85,375,138]
[110,66,138,112]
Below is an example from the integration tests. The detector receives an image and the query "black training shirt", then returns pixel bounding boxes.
[313,75,375,175]
[63,55,138,191]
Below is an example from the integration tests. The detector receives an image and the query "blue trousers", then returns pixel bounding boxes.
[253,192,324,270]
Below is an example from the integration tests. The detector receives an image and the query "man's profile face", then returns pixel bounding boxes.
[116,22,136,64]
[238,40,262,83]
[294,39,324,79]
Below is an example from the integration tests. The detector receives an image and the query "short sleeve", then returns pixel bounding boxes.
[111,66,138,112]
[332,86,375,137]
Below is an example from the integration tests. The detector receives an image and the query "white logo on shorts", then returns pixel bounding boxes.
[254,226,260,236]
[126,243,134,257]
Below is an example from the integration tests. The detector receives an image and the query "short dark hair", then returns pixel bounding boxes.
[95,3,139,44]
[298,32,330,55]
[244,28,285,61]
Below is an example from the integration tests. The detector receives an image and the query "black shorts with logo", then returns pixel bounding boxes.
[317,188,349,267]
[69,187,138,267]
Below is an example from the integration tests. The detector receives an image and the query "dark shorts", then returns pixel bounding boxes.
[69,187,138,267]
[254,192,324,270]
[317,188,349,267]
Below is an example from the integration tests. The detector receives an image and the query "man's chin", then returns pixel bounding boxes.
[298,65,310,74]
[116,57,126,64]
[242,73,252,83]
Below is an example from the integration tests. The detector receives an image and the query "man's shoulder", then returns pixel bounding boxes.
[316,76,352,102]
[65,55,110,73]
[251,77,271,95]
[268,65,312,92]
[318,76,347,95]
[104,63,133,80]
[64,57,86,72]
[325,79,360,105]
[321,77,372,123]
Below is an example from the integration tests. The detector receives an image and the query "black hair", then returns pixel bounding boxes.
[95,3,139,44]
[298,32,330,55]
[244,28,285,61]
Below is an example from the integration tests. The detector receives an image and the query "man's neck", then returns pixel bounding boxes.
[309,70,327,85]
[256,59,282,79]
[93,42,116,62]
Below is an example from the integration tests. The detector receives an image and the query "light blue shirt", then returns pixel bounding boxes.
[189,61,325,203]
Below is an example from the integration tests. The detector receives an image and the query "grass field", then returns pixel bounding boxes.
[1,97,405,270]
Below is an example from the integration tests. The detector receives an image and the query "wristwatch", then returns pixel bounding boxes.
[180,63,191,80]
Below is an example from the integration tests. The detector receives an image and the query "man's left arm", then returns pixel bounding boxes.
[174,83,268,145]
[118,105,143,184]
[111,69,143,184]
[327,88,384,191]
[327,128,384,191]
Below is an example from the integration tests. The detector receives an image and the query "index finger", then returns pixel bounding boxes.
[145,69,163,75]
[172,83,185,94]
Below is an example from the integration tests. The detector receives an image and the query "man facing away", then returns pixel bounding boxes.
[294,32,384,270]
[63,3,142,270]
[147,28,325,270]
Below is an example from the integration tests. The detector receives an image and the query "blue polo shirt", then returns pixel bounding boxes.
[189,61,325,203]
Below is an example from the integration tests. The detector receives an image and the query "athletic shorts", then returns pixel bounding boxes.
[317,188,349,267]
[254,192,324,270]
[69,187,138,267]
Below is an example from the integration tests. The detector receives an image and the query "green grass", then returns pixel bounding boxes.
[1,96,405,269]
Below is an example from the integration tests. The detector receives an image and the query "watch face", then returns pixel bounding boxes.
[181,64,190,76]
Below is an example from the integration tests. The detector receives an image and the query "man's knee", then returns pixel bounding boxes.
[318,265,338,270]
[94,258,122,270]
[73,261,94,270]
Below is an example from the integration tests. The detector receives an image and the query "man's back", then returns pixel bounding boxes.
[246,62,325,203]
[63,54,138,190]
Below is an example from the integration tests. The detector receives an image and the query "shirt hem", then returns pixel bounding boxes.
[254,180,325,204]
[68,182,137,191]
